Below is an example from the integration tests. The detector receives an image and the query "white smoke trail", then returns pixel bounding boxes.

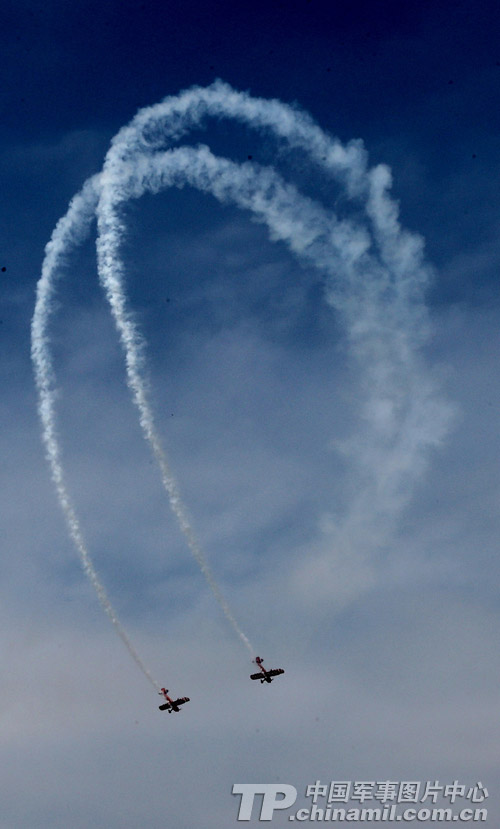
[32,82,452,678]
[97,165,255,653]
[95,148,349,656]
[31,177,160,691]
[96,81,451,590]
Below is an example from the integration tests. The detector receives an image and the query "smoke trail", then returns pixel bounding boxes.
[96,82,451,591]
[33,82,452,678]
[95,169,254,654]
[31,177,160,691]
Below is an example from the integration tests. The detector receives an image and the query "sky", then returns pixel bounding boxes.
[2,0,500,826]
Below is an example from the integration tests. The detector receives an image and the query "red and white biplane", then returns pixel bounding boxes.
[158,688,190,713]
[250,656,285,684]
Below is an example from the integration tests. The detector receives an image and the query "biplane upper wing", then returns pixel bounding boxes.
[159,696,190,711]
[250,668,284,680]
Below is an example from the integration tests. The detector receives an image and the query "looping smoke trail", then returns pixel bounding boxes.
[97,81,451,582]
[33,82,452,680]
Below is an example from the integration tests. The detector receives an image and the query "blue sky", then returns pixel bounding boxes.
[2,1,500,826]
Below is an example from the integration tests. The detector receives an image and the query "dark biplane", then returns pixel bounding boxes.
[158,687,190,712]
[250,656,285,684]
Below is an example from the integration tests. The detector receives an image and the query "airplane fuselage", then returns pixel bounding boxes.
[257,666,272,683]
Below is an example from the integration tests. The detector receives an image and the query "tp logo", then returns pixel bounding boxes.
[233,784,298,820]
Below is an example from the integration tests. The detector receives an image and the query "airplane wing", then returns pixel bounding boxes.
[267,669,285,677]
[250,672,263,680]
[159,702,171,711]
[173,697,190,706]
